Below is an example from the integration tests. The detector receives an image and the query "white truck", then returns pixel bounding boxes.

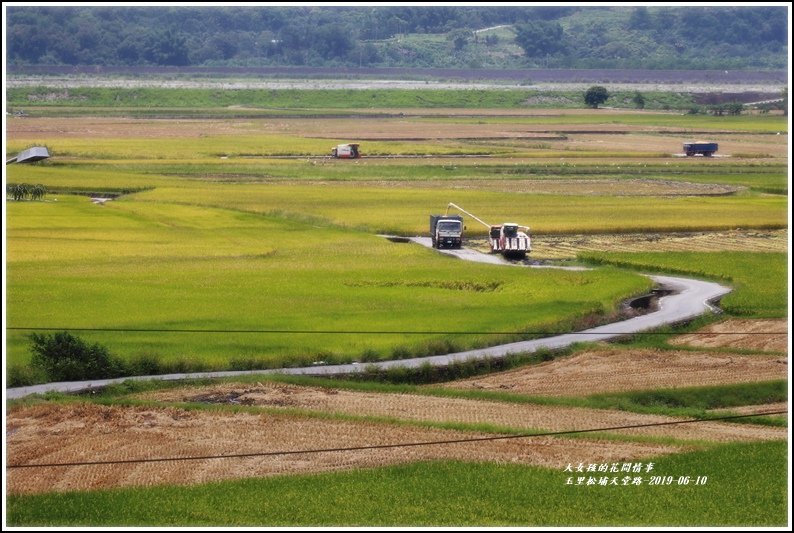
[429,215,464,249]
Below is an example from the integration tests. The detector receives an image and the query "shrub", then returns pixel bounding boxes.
[29,331,125,382]
[127,353,165,375]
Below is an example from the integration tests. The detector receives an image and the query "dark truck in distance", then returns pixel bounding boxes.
[429,215,464,249]
[683,141,718,157]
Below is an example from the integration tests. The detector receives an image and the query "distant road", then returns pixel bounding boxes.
[474,24,512,34]
[7,65,787,85]
[6,243,731,400]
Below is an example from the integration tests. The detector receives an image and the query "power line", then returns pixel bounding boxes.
[7,411,786,470]
[6,326,789,335]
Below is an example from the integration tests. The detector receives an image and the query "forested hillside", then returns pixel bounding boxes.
[6,5,788,70]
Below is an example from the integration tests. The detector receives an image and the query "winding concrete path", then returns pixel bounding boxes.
[6,242,731,400]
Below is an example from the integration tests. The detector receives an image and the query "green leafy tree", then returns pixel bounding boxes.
[29,331,125,381]
[632,91,646,109]
[584,86,609,109]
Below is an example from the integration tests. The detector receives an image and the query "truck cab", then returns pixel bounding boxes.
[430,215,464,249]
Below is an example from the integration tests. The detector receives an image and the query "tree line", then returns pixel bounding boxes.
[6,6,787,70]
[513,6,787,69]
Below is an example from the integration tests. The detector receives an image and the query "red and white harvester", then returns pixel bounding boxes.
[445,202,531,259]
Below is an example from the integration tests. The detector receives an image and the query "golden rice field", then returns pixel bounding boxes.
[5,103,789,527]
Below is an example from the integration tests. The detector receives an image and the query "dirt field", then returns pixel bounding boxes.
[669,319,789,352]
[6,403,685,495]
[441,347,787,397]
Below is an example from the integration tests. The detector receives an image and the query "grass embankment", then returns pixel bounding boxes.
[6,440,787,526]
[7,87,710,112]
[7,87,546,110]
[6,86,790,126]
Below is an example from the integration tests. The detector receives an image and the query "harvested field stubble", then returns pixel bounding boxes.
[534,230,788,260]
[6,403,685,495]
[441,346,788,397]
[136,383,786,443]
[669,319,789,352]
[707,402,788,416]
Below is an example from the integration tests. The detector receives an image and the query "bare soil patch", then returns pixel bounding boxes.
[6,403,683,495]
[441,347,787,397]
[669,319,789,352]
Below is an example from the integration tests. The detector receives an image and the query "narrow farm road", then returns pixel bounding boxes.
[6,242,731,399]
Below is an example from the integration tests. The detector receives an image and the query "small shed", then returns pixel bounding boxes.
[8,146,50,164]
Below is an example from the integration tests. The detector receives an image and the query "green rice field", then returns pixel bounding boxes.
[5,194,652,372]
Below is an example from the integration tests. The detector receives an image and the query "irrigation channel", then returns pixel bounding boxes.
[6,239,731,400]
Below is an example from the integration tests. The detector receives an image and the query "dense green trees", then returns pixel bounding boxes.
[5,6,787,69]
[514,20,566,58]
